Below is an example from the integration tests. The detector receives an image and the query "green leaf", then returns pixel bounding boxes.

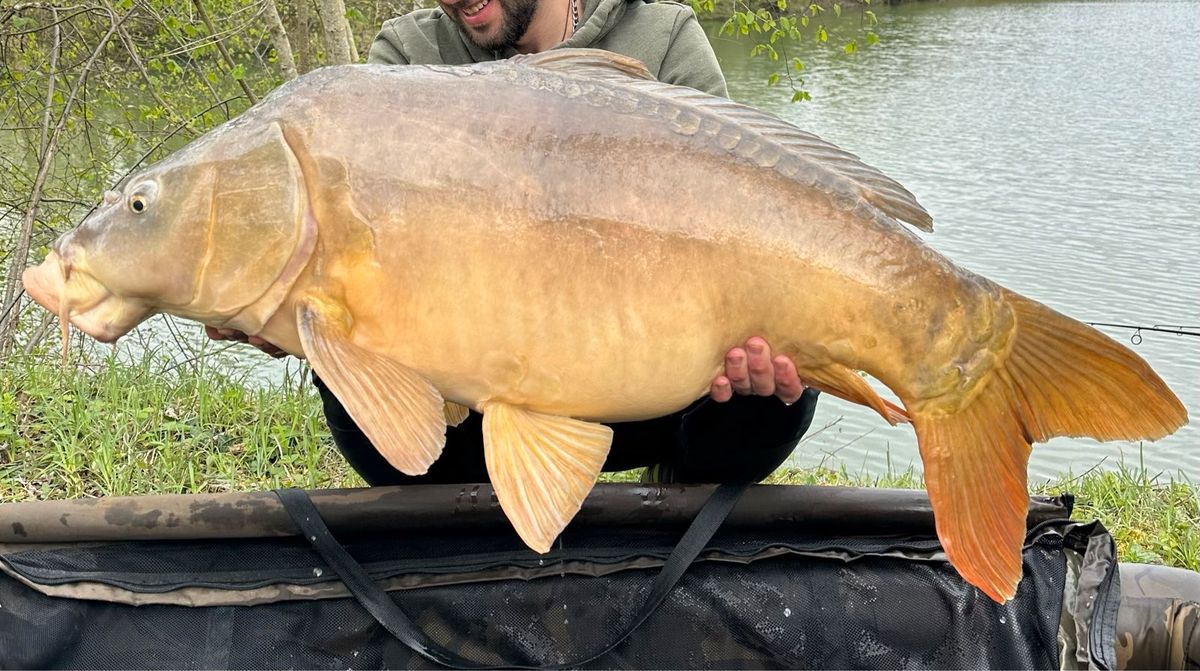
[231,63,246,80]
[345,7,365,20]
[833,2,842,17]
[865,10,878,25]
[776,0,788,10]
[866,31,880,46]
[767,73,780,86]
[844,40,857,54]
[800,15,809,27]
[792,57,804,72]
[817,26,828,42]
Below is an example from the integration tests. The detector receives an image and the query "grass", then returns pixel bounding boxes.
[0,349,363,500]
[1,350,1196,571]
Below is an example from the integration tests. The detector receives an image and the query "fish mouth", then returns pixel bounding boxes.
[22,251,147,344]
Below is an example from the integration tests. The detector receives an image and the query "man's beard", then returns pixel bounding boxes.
[456,0,538,51]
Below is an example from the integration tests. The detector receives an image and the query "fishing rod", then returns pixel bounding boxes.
[1085,322,1200,346]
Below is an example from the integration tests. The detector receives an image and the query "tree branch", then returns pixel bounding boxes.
[0,5,133,351]
[190,0,259,105]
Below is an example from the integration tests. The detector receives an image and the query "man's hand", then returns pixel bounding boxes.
[710,336,806,405]
[204,325,289,359]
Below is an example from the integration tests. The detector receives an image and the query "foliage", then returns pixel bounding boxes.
[694,0,881,101]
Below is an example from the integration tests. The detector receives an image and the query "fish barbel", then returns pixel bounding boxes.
[21,50,1187,603]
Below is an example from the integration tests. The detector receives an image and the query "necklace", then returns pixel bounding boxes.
[562,0,580,40]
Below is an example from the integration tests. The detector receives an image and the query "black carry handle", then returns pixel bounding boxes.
[276,483,748,670]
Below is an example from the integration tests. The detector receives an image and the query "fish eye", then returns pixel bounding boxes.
[129,195,148,214]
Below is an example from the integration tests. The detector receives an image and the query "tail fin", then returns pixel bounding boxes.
[913,289,1187,603]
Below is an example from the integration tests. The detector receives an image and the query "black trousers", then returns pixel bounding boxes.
[315,374,819,485]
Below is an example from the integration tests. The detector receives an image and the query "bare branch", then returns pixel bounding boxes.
[110,4,197,136]
[191,0,259,104]
[116,95,243,184]
[0,5,133,351]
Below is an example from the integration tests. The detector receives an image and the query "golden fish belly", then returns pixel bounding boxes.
[305,183,1004,424]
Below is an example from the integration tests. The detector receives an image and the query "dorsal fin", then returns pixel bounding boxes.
[512,48,655,83]
[510,48,933,232]
[635,85,935,232]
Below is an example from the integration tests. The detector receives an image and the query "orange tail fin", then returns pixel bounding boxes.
[912,288,1187,603]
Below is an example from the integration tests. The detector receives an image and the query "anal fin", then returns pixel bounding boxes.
[481,402,613,552]
[444,402,470,427]
[913,377,1031,604]
[799,363,910,425]
[297,298,446,475]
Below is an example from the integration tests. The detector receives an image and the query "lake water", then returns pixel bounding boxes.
[710,0,1200,482]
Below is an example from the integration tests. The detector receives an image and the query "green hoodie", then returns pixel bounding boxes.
[366,0,728,97]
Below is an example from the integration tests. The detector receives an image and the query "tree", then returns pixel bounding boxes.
[699,0,881,102]
[316,0,358,65]
[264,0,298,80]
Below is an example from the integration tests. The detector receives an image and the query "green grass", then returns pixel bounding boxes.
[0,349,362,500]
[2,351,1196,571]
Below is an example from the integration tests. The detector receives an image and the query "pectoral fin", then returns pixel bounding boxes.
[481,402,612,552]
[799,363,910,425]
[444,402,470,427]
[297,298,446,475]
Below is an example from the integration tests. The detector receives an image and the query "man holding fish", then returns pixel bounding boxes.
[208,0,824,486]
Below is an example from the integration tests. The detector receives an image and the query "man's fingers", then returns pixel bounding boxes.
[247,336,289,359]
[208,326,288,359]
[773,355,805,404]
[710,376,733,403]
[725,347,752,394]
[745,337,775,396]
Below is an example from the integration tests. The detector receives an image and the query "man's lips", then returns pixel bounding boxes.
[458,0,496,27]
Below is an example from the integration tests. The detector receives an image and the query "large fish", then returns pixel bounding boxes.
[22,49,1186,603]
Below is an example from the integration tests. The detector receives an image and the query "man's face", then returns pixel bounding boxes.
[441,0,539,51]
